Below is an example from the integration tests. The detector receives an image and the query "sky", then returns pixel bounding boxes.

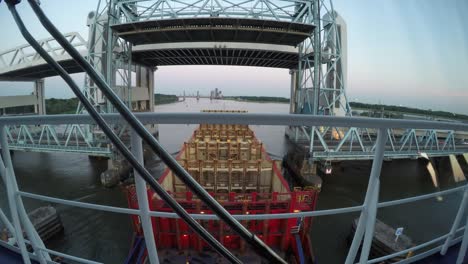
[0,0,467,114]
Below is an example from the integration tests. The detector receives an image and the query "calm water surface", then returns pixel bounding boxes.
[0,98,465,263]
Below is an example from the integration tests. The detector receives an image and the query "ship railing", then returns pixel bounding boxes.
[148,191,314,205]
[0,112,468,264]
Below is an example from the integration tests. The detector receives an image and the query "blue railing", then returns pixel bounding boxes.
[0,113,467,264]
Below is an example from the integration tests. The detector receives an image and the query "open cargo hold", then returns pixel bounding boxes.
[126,110,320,263]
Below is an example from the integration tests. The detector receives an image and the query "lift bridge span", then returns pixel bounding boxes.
[0,0,467,161]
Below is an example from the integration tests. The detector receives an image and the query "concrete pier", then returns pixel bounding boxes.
[28,206,63,242]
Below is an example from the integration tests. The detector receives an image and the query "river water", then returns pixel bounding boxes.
[0,98,465,263]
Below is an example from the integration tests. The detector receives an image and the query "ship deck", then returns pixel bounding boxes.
[0,242,39,264]
[157,247,285,263]
[1,238,467,264]
[413,242,468,264]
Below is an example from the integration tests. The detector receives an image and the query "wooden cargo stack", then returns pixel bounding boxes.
[125,110,319,262]
[175,114,274,197]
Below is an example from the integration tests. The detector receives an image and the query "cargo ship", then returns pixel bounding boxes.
[125,110,320,263]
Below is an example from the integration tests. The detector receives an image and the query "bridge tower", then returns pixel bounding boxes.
[287,8,350,170]
[79,1,159,181]
[95,0,349,115]
[0,0,351,180]
[290,9,349,118]
[87,0,350,170]
[79,2,157,126]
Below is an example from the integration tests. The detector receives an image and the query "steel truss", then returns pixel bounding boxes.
[0,0,465,163]
[293,126,466,161]
[114,0,317,22]
[0,32,87,79]
[4,121,466,160]
[5,124,111,156]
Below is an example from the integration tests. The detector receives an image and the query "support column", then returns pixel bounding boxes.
[135,65,155,112]
[34,79,46,115]
[135,65,157,136]
[289,69,298,114]
[457,214,468,264]
[312,0,321,116]
[345,128,387,264]
[441,187,468,255]
[148,67,155,112]
[131,129,160,264]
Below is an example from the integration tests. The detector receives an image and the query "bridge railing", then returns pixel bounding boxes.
[3,123,111,156]
[3,113,468,160]
[0,113,467,264]
[291,125,467,160]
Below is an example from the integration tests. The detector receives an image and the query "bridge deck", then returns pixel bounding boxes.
[112,17,314,46]
[0,52,86,80]
[132,42,301,68]
[0,32,87,80]
[0,17,315,78]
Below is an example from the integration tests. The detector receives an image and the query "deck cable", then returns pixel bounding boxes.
[4,1,241,263]
[26,0,286,262]
[5,0,287,262]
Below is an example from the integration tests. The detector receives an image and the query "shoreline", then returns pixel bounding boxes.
[223,98,289,104]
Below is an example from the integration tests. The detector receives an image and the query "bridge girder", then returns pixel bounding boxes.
[0,0,355,160]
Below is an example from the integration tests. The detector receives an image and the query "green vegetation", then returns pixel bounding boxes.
[4,94,179,116]
[46,98,79,114]
[4,94,466,122]
[154,93,179,105]
[358,111,404,119]
[225,96,290,103]
[4,105,35,115]
[3,98,78,115]
[350,102,468,121]
[45,94,180,114]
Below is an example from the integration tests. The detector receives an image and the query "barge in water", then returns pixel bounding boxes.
[125,110,320,263]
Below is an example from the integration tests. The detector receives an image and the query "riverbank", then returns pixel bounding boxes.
[154,93,179,105]
[351,102,468,122]
[4,94,180,115]
[223,96,289,104]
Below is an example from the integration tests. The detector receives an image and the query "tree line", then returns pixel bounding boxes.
[3,95,466,122]
[224,96,290,103]
[350,102,468,121]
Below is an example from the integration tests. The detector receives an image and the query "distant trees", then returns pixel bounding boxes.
[154,93,179,105]
[4,95,465,122]
[2,98,78,115]
[46,98,79,114]
[350,102,468,121]
[225,96,290,103]
[42,94,178,115]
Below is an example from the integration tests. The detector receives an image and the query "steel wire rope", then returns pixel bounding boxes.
[4,1,240,262]
[25,0,287,262]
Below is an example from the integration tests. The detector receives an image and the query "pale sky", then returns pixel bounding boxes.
[0,0,467,114]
